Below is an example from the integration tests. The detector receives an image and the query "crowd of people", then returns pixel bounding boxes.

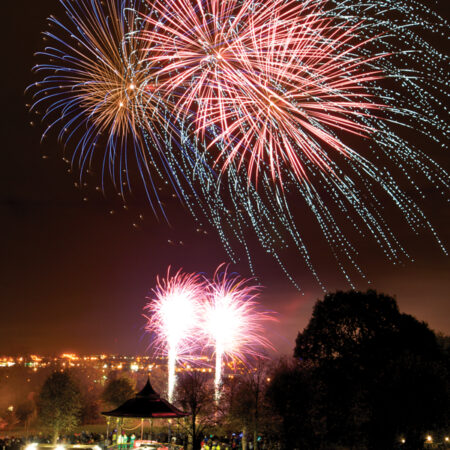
[0,431,269,450]
[200,436,267,450]
[0,436,25,450]
[0,432,104,450]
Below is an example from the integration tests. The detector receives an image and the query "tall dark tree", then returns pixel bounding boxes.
[436,333,450,436]
[266,358,321,450]
[223,360,272,450]
[293,290,449,449]
[37,371,82,443]
[175,372,215,450]
[101,377,135,408]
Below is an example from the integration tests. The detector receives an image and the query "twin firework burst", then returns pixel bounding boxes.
[144,267,274,401]
[29,0,449,288]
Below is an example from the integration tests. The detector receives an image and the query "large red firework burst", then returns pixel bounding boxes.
[141,0,386,184]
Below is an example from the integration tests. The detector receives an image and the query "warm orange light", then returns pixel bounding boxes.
[61,353,79,360]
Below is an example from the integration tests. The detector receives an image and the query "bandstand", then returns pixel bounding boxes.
[102,377,188,450]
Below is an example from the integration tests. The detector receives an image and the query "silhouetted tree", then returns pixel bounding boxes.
[102,377,135,408]
[37,371,82,443]
[437,333,450,355]
[295,290,402,362]
[222,360,272,450]
[176,372,215,450]
[293,290,449,449]
[266,358,321,450]
[438,333,450,436]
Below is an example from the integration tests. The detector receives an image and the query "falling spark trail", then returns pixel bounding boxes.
[30,0,449,289]
[202,265,275,400]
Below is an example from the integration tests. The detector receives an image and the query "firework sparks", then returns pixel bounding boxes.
[139,0,448,287]
[140,0,386,184]
[27,0,183,215]
[144,268,204,401]
[29,0,449,290]
[202,265,275,399]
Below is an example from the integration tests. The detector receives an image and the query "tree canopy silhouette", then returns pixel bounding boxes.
[176,372,215,450]
[266,290,450,449]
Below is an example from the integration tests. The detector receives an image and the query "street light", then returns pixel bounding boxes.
[426,435,433,444]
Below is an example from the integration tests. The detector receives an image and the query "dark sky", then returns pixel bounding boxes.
[1,1,449,356]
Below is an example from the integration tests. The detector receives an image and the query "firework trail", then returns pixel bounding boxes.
[26,0,263,276]
[139,0,449,286]
[141,0,386,183]
[29,0,449,289]
[144,268,204,401]
[201,265,274,399]
[27,0,191,217]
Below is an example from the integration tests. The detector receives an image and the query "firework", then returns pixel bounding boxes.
[202,265,274,399]
[139,0,448,287]
[140,0,386,183]
[144,268,204,401]
[27,0,265,270]
[27,0,184,215]
[27,0,265,285]
[29,0,449,290]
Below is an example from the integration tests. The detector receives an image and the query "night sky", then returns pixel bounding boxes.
[1,0,449,356]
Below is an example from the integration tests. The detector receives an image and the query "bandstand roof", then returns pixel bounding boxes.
[102,377,188,419]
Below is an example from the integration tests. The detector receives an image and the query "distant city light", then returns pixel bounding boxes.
[0,360,15,367]
[0,350,259,389]
[61,353,78,360]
